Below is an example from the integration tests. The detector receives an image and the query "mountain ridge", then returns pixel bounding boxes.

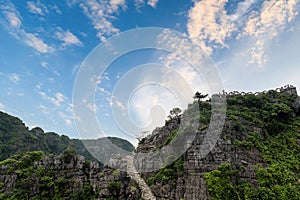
[0,110,135,162]
[0,85,300,199]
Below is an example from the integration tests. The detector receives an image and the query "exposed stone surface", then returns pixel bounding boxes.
[1,86,298,199]
[0,153,142,199]
[126,155,156,200]
[133,106,267,199]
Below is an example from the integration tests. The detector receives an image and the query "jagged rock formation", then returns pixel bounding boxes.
[126,155,156,200]
[0,150,142,199]
[133,86,300,199]
[1,85,300,199]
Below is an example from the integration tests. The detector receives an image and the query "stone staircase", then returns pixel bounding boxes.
[125,155,156,200]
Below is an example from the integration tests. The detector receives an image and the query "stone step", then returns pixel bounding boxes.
[125,155,156,200]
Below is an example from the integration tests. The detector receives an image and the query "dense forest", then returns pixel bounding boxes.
[0,111,134,162]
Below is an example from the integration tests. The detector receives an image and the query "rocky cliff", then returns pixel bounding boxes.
[132,85,300,199]
[0,85,300,199]
[0,150,141,199]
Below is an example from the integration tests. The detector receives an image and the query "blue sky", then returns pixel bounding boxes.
[0,0,300,146]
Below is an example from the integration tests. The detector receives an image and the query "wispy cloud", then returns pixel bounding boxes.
[9,73,20,84]
[49,4,61,14]
[3,9,22,28]
[24,32,54,53]
[187,0,236,55]
[0,1,54,53]
[78,0,126,41]
[99,87,111,96]
[109,96,126,111]
[134,0,145,11]
[186,0,299,67]
[59,111,73,126]
[40,61,48,68]
[147,0,159,8]
[240,0,299,66]
[39,91,67,107]
[55,27,83,47]
[27,1,49,16]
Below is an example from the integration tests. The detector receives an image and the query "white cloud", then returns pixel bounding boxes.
[55,27,83,47]
[66,0,80,7]
[9,73,20,83]
[5,11,22,28]
[41,61,48,68]
[134,0,145,11]
[187,0,236,55]
[50,4,62,14]
[36,83,42,89]
[147,0,158,8]
[240,0,299,66]
[128,84,179,129]
[39,91,67,107]
[51,93,67,107]
[87,103,96,112]
[39,104,49,114]
[99,87,111,96]
[54,70,61,76]
[0,1,22,28]
[110,0,126,11]
[110,96,126,111]
[66,119,72,125]
[78,0,126,41]
[186,0,299,67]
[0,1,54,53]
[59,111,73,126]
[27,1,48,15]
[24,32,54,53]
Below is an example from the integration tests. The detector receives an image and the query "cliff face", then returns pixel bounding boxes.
[0,150,141,199]
[0,86,300,200]
[133,86,300,200]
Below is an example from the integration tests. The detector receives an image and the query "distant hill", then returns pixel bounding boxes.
[1,86,300,199]
[0,111,135,162]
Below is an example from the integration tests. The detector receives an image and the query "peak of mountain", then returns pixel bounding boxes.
[0,85,300,199]
[132,85,300,199]
[0,111,135,162]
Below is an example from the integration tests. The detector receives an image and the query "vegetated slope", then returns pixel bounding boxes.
[0,111,134,162]
[0,150,141,199]
[136,87,300,199]
[1,86,300,200]
[0,111,138,199]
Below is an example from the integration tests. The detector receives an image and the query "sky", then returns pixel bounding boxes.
[0,0,300,146]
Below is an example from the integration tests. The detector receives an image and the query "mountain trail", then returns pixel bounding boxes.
[125,155,156,200]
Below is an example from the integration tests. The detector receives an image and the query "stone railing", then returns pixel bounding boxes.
[215,84,297,98]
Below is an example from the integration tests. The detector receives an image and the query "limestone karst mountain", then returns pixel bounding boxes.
[0,85,300,199]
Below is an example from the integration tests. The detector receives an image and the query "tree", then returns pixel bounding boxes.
[168,108,182,120]
[135,131,150,143]
[193,91,208,102]
[193,92,208,113]
[107,181,121,197]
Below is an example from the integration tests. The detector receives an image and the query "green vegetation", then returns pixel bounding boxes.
[205,91,300,200]
[147,157,184,187]
[1,88,300,199]
[168,107,182,120]
[0,151,97,200]
[105,136,135,152]
[0,111,135,163]
[107,181,121,197]
[204,163,257,200]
